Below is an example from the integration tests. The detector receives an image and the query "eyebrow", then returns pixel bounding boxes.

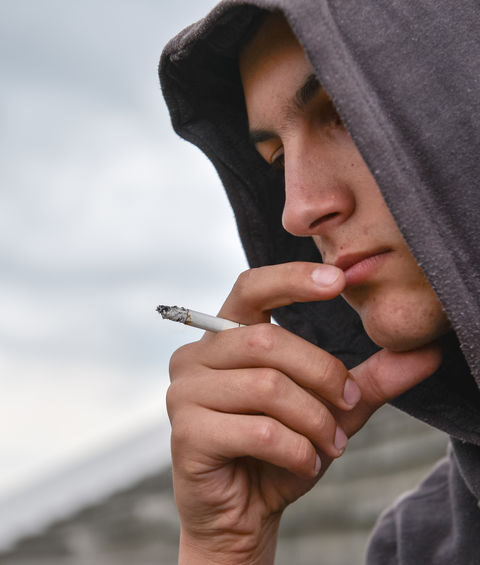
[249,73,321,145]
[295,73,321,109]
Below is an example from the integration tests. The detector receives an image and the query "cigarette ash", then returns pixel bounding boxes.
[156,305,189,323]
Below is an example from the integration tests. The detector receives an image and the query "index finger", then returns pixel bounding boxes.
[218,262,345,326]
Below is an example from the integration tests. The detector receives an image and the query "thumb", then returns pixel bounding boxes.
[341,342,443,437]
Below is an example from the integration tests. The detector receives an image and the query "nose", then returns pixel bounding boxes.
[281,142,355,237]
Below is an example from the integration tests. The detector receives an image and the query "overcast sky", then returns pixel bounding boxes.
[0,0,247,496]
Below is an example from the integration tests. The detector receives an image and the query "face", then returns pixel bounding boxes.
[240,14,449,351]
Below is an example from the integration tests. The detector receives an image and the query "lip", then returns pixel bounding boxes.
[334,249,392,286]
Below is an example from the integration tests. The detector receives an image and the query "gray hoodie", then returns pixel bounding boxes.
[159,1,480,562]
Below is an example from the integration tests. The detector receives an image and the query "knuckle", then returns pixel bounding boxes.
[168,342,198,381]
[323,354,347,380]
[165,383,177,419]
[254,419,278,448]
[292,437,314,472]
[311,407,336,439]
[233,268,258,302]
[245,323,278,355]
[165,381,189,425]
[256,367,284,397]
[170,424,203,477]
[170,414,191,449]
[362,354,388,408]
[283,261,298,282]
[322,354,348,388]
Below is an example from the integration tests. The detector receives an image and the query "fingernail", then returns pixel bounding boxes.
[311,265,341,287]
[314,454,322,474]
[343,377,361,407]
[334,426,348,452]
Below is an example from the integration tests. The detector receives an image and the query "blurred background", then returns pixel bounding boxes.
[0,1,448,564]
[0,0,243,553]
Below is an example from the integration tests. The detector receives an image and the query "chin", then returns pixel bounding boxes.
[363,322,448,352]
[348,287,451,352]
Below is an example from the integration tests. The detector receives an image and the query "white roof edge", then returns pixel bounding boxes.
[0,420,172,551]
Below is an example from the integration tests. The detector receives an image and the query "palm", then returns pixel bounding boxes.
[177,453,330,539]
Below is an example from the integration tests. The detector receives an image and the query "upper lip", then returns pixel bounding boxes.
[332,249,391,272]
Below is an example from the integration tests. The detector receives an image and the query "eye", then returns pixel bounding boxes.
[320,97,344,128]
[271,148,285,170]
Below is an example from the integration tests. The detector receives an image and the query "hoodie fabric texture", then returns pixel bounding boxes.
[159,1,480,562]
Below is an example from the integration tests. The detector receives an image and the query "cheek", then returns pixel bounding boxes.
[348,284,450,351]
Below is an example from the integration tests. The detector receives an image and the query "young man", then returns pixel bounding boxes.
[160,2,480,563]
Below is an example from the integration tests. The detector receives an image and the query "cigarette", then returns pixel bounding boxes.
[156,305,245,333]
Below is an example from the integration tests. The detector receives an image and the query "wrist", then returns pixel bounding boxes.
[178,517,281,565]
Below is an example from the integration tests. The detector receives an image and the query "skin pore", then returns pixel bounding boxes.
[240,13,450,352]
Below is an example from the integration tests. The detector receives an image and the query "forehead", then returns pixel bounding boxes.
[239,14,313,122]
[240,13,298,65]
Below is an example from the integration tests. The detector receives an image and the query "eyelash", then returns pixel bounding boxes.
[272,152,285,169]
[323,100,343,127]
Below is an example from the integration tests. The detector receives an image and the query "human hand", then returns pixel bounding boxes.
[166,262,442,565]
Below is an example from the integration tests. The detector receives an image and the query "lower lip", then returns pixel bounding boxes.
[344,251,391,286]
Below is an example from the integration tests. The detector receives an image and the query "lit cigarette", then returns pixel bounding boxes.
[156,305,245,333]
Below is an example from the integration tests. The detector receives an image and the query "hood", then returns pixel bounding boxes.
[159,0,480,448]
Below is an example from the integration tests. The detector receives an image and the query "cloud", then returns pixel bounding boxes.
[0,0,246,497]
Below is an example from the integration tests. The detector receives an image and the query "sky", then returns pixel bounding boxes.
[0,0,247,497]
